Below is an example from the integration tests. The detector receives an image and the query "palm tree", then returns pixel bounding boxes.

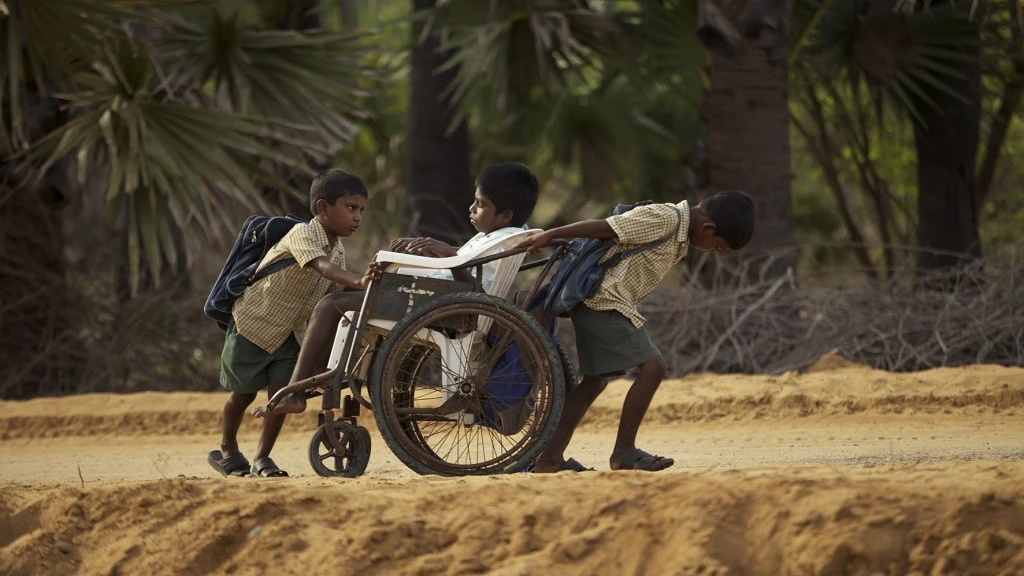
[407,0,475,245]
[0,0,371,394]
[697,0,797,276]
[794,0,1023,279]
[428,0,709,226]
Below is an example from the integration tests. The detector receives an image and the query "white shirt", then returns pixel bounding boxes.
[410,226,527,290]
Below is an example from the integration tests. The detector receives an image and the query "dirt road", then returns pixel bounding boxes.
[2,358,1022,574]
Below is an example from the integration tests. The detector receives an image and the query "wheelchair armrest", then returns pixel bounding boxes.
[375,251,462,271]
[374,229,542,272]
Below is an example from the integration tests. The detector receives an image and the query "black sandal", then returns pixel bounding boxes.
[251,457,289,478]
[559,458,595,472]
[523,457,595,473]
[207,450,251,477]
[616,449,674,472]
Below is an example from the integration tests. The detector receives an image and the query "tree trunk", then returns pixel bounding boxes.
[0,170,76,398]
[407,0,474,246]
[697,0,795,279]
[0,88,82,398]
[338,0,358,30]
[913,44,982,276]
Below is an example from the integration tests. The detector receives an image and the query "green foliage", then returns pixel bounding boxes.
[791,0,1024,275]
[2,0,373,295]
[424,0,706,221]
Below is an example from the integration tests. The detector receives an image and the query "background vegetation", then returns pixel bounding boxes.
[1,0,1021,397]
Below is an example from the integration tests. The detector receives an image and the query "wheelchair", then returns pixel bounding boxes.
[258,230,575,477]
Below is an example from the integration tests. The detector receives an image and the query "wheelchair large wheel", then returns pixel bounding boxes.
[556,341,578,394]
[370,292,566,476]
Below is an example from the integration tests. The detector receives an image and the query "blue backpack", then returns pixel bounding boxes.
[204,215,306,331]
[481,286,560,433]
[544,200,681,317]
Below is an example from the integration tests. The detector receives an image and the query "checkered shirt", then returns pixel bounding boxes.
[584,201,690,328]
[232,218,346,353]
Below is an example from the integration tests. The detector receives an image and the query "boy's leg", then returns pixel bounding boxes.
[609,355,670,470]
[210,322,268,476]
[532,376,608,473]
[220,392,257,458]
[250,376,290,477]
[249,336,302,477]
[254,291,364,417]
[294,290,365,382]
[552,306,672,472]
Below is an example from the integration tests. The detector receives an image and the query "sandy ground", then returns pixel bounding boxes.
[1,356,1023,575]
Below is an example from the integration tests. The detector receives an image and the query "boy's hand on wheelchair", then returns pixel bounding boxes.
[358,261,385,289]
[518,231,552,254]
[407,238,457,258]
[389,238,416,253]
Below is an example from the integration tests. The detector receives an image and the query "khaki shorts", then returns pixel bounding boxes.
[219,321,300,394]
[568,305,661,378]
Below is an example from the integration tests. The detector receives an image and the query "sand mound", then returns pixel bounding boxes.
[805,350,862,373]
[581,364,1024,428]
[2,462,1022,576]
[2,364,1022,574]
[2,365,1021,441]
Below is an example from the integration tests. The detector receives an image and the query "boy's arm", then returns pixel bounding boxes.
[309,257,383,290]
[398,237,475,283]
[517,220,617,253]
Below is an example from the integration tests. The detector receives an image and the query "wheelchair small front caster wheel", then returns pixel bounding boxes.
[308,421,371,478]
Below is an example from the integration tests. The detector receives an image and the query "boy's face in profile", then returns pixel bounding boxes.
[317,193,367,238]
[469,188,513,234]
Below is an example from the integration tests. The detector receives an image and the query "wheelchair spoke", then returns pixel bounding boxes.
[370,293,566,475]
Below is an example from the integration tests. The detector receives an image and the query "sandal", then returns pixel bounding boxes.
[523,457,595,473]
[615,449,674,472]
[559,458,595,472]
[207,450,251,477]
[251,457,289,478]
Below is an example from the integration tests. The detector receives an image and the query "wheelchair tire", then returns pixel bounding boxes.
[556,340,578,394]
[308,421,371,478]
[370,292,566,476]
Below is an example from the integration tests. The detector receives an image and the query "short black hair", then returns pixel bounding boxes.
[309,169,368,214]
[475,162,539,228]
[702,190,756,250]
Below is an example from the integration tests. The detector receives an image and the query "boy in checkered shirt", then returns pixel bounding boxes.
[519,191,755,472]
[208,170,383,479]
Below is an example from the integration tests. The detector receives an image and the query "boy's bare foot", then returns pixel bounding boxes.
[251,393,306,418]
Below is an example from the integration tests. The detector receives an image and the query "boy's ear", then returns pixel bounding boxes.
[498,209,514,225]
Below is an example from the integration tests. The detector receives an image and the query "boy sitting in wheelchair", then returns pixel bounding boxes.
[253,162,541,421]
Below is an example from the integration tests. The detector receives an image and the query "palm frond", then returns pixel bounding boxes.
[0,0,156,150]
[796,0,995,126]
[431,0,621,132]
[157,5,373,156]
[29,33,310,295]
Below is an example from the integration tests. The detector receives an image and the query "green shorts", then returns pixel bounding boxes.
[219,322,300,394]
[569,305,661,378]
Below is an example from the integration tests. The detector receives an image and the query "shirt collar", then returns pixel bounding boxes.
[675,200,691,244]
[309,218,334,252]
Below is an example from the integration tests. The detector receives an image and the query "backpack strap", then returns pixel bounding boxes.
[247,257,296,286]
[600,206,683,270]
